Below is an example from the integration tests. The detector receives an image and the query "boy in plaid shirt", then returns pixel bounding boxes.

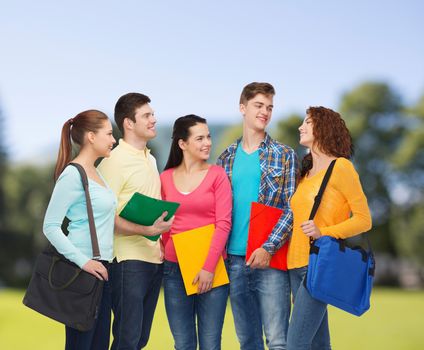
[217,82,298,350]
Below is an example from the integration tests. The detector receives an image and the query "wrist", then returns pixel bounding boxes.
[140,225,153,236]
[261,244,274,255]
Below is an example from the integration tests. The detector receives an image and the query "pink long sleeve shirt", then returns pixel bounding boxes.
[160,165,232,273]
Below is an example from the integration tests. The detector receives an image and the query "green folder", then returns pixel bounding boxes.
[119,192,180,241]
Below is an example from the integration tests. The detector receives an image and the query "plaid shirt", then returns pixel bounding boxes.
[217,133,298,254]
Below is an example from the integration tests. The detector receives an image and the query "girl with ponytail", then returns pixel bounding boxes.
[43,110,117,350]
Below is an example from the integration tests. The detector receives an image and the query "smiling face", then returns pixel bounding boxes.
[299,114,315,148]
[179,122,211,161]
[127,103,157,141]
[240,93,273,132]
[90,119,116,158]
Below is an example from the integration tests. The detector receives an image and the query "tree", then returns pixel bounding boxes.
[392,94,424,193]
[214,123,243,160]
[1,164,54,286]
[339,82,405,258]
[389,93,424,266]
[0,106,7,230]
[272,113,305,158]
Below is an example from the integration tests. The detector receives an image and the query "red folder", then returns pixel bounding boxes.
[246,202,288,271]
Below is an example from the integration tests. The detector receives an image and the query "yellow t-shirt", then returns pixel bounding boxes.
[287,157,372,269]
[97,139,162,263]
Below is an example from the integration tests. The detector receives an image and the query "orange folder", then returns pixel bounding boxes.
[246,202,288,271]
[172,224,229,295]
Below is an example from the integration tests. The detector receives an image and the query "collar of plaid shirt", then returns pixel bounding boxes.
[218,132,282,180]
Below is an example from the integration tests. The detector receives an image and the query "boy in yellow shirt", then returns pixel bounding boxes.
[98,93,173,350]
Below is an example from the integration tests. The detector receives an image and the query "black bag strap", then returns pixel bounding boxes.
[308,159,337,221]
[307,159,337,246]
[307,159,372,254]
[69,163,101,259]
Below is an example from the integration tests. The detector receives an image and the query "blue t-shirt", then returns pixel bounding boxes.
[227,143,261,255]
[43,165,117,268]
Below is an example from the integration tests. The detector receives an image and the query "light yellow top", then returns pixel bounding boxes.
[287,157,372,269]
[97,139,162,263]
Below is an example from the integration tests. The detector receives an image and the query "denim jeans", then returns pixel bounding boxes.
[163,261,229,350]
[110,259,163,350]
[65,263,112,350]
[287,267,331,350]
[227,254,291,350]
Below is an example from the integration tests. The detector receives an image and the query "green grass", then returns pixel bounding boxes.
[0,288,423,349]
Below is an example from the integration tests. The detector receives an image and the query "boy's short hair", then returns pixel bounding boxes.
[239,82,275,105]
[114,93,151,134]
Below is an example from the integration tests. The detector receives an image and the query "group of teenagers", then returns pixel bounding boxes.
[43,82,372,350]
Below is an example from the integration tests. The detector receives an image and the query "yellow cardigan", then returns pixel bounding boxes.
[287,157,372,269]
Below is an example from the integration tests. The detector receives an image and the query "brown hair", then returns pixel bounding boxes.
[239,82,275,105]
[54,110,109,181]
[114,92,151,134]
[301,106,354,177]
[164,114,207,170]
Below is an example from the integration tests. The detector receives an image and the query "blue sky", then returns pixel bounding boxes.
[1,0,423,160]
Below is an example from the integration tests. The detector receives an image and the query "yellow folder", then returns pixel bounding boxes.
[172,224,229,296]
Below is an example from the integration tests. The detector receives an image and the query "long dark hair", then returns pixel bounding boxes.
[301,106,354,177]
[164,114,207,170]
[54,110,109,181]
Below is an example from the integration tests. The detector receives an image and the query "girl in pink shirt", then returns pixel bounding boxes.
[160,114,232,350]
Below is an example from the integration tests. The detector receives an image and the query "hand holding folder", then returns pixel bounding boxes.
[172,224,229,295]
[119,192,180,241]
[246,202,288,271]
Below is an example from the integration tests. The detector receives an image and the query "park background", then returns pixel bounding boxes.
[0,1,423,349]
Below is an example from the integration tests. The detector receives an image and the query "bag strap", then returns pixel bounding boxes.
[308,159,337,221]
[307,159,337,245]
[307,159,373,254]
[69,163,101,259]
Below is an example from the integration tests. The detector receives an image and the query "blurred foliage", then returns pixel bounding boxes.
[213,123,243,160]
[388,94,424,267]
[272,113,306,159]
[1,164,54,286]
[0,107,7,230]
[339,82,404,260]
[390,203,424,267]
[4,164,54,243]
[392,95,424,167]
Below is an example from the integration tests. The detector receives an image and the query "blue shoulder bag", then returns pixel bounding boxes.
[305,159,375,316]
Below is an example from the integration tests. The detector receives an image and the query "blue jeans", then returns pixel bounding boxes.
[287,267,331,350]
[65,264,112,350]
[163,261,229,350]
[227,254,291,350]
[110,259,163,350]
